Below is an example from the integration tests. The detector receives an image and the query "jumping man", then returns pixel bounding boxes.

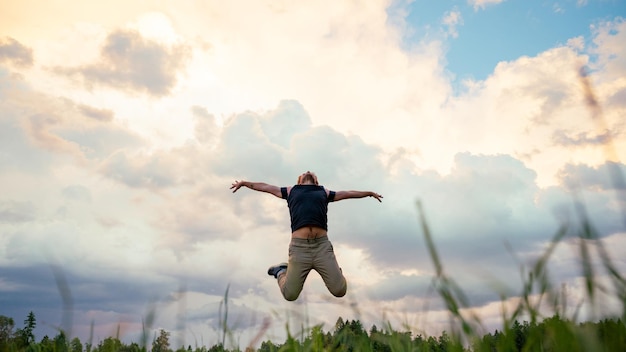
[230,171,383,301]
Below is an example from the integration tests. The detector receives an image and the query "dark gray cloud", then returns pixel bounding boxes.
[54,29,190,97]
[558,161,626,191]
[78,104,114,122]
[0,260,289,346]
[340,153,551,267]
[364,273,432,301]
[0,263,234,343]
[338,153,625,311]
[552,129,613,147]
[556,161,626,233]
[0,200,36,223]
[0,37,33,67]
[1,265,152,313]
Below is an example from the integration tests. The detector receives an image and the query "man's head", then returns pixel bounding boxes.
[297,171,319,185]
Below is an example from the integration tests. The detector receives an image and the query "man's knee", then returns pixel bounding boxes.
[329,280,347,297]
[283,292,299,301]
[331,289,346,298]
[280,281,302,301]
[281,288,301,301]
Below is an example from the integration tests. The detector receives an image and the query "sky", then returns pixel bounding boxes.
[1,0,625,349]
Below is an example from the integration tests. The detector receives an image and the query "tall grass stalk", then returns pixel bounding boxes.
[141,302,156,350]
[416,200,484,341]
[219,284,231,348]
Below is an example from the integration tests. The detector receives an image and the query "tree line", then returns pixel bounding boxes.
[1,311,625,351]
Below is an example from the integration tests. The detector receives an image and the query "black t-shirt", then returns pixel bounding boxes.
[281,185,336,232]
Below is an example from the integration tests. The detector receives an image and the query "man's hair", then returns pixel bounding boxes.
[297,172,319,185]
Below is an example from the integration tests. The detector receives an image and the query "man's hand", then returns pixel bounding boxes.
[230,180,246,193]
[370,192,383,202]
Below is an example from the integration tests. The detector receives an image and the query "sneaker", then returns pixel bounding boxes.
[267,262,288,278]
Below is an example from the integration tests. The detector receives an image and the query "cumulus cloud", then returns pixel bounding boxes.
[440,36,626,187]
[0,37,33,67]
[558,161,626,191]
[258,100,311,149]
[54,29,191,97]
[372,153,552,274]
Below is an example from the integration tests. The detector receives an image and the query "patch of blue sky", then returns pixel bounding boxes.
[395,0,626,86]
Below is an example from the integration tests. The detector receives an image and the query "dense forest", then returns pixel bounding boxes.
[1,311,625,352]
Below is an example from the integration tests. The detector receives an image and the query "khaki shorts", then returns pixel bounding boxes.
[277,236,347,301]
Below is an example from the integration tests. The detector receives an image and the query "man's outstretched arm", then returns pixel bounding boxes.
[333,190,383,202]
[230,180,283,198]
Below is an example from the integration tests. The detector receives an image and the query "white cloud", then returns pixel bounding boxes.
[442,8,463,38]
[590,17,626,80]
[553,3,565,14]
[441,38,626,186]
[567,36,585,51]
[468,0,506,11]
